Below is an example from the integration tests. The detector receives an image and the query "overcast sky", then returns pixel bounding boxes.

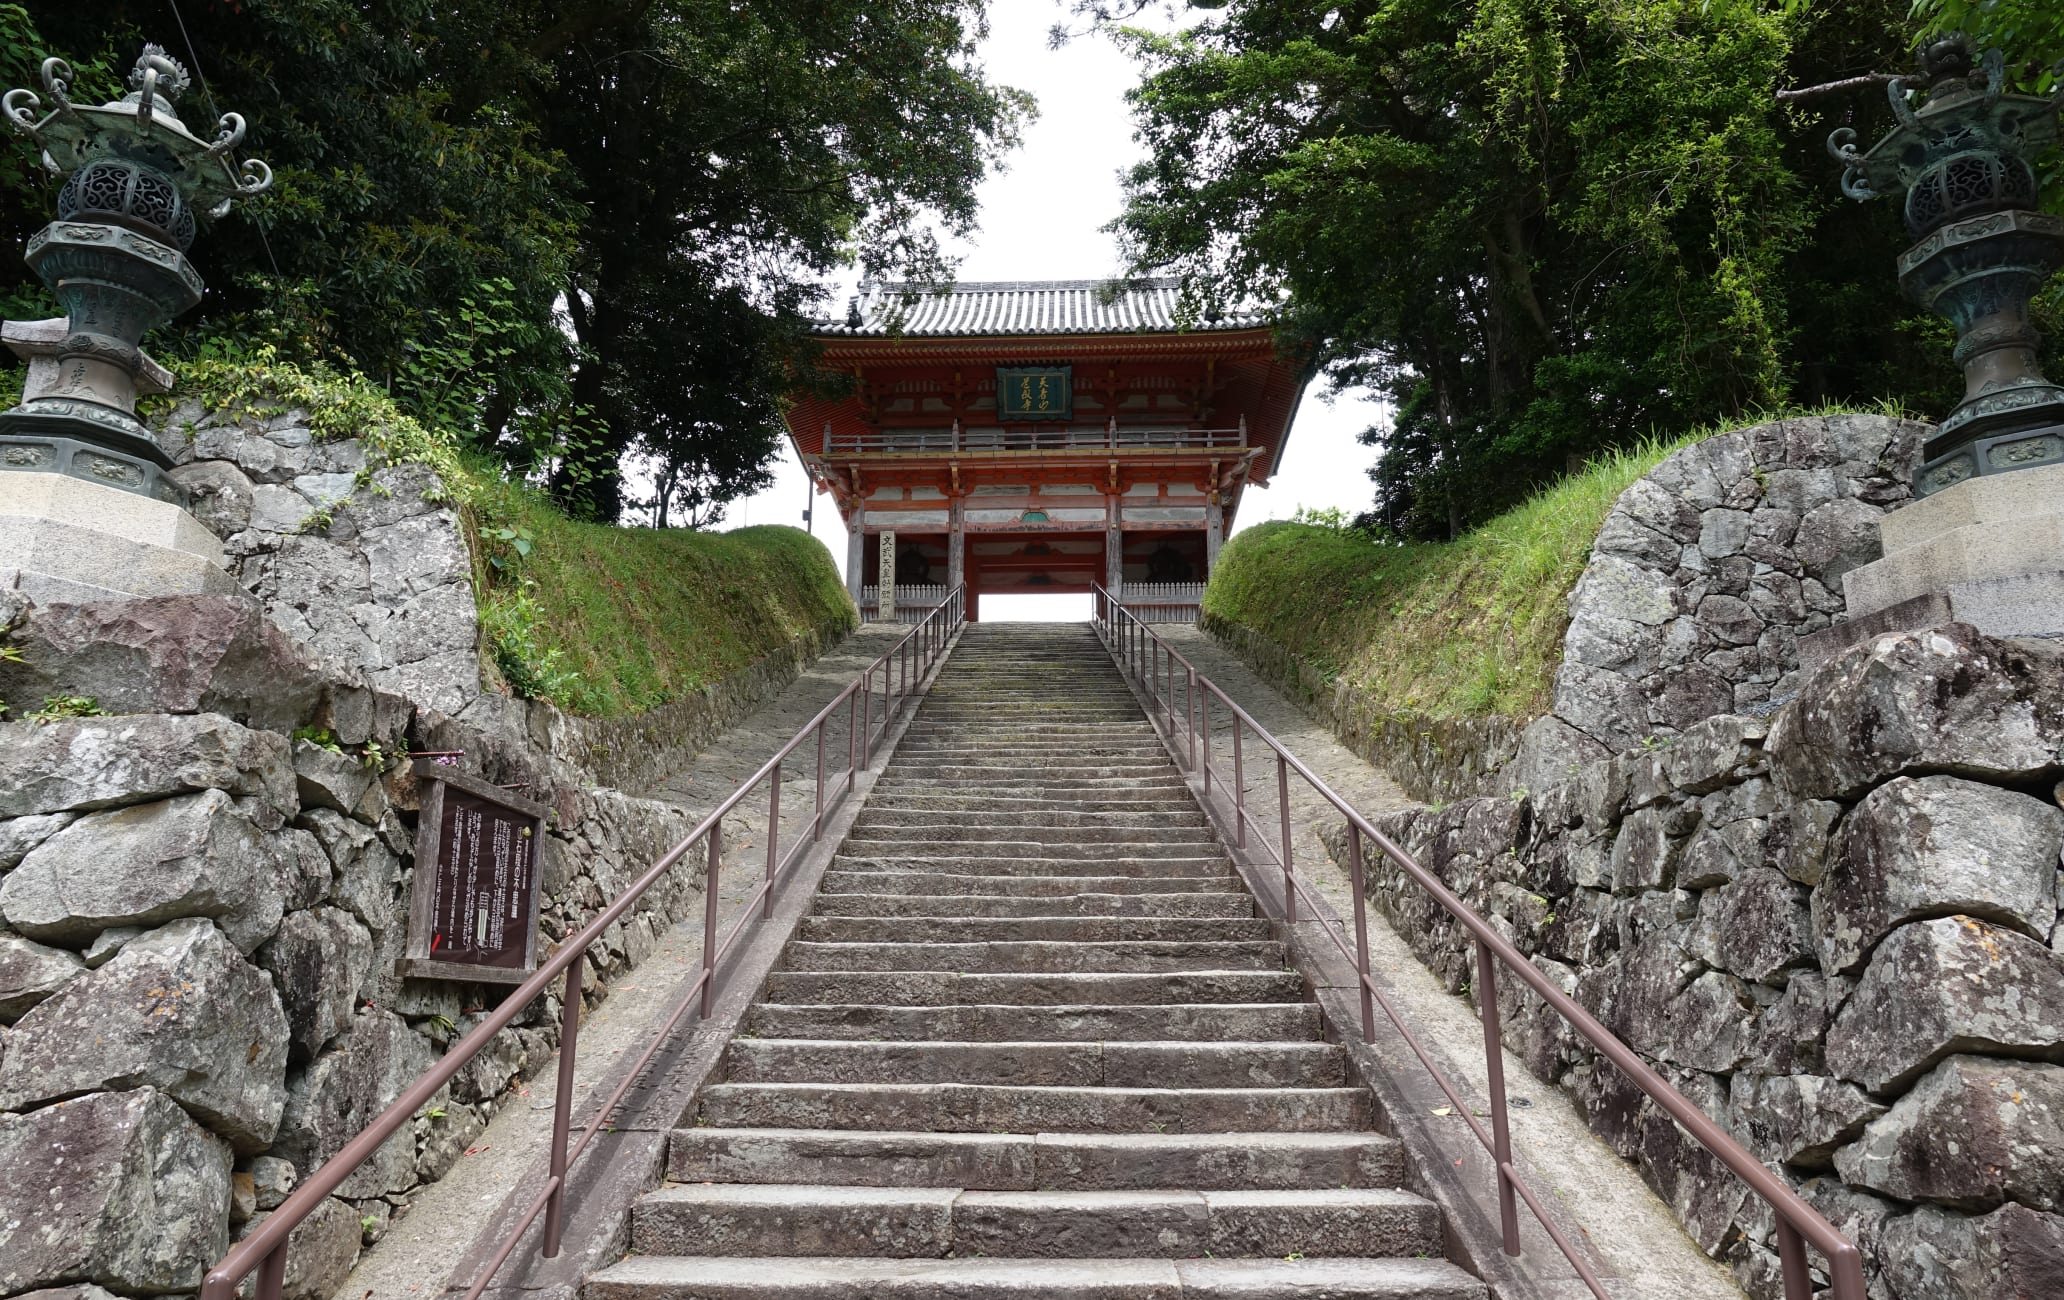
[718,1,1389,618]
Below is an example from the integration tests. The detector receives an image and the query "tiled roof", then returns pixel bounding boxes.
[820,277,1271,337]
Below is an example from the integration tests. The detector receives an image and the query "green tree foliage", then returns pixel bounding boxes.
[1107,0,1957,539]
[0,1,1027,523]
[1913,0,2064,92]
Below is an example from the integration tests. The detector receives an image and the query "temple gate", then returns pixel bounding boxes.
[783,278,1306,620]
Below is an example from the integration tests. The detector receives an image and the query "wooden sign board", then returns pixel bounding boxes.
[401,762,550,985]
[996,366,1072,421]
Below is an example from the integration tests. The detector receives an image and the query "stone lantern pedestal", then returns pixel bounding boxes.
[0,319,233,602]
[0,45,268,603]
[1823,461,2064,646]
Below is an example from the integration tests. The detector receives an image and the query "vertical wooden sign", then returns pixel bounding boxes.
[878,528,897,623]
[402,763,550,985]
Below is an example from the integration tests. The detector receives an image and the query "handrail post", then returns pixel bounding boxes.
[1200,691,1212,800]
[255,1243,286,1300]
[1277,753,1294,923]
[848,687,858,786]
[1776,1221,1811,1299]
[700,820,722,1018]
[814,721,827,841]
[1232,719,1246,848]
[861,667,874,768]
[1186,668,1198,771]
[1475,939,1521,1255]
[764,762,781,918]
[1346,822,1376,1039]
[542,956,583,1255]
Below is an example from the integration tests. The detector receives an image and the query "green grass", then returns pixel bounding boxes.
[468,472,854,717]
[61,350,860,720]
[1207,417,1841,721]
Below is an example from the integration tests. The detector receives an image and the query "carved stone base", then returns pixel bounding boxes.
[1806,460,2064,654]
[0,470,233,603]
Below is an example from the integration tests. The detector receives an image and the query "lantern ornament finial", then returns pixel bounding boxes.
[1827,34,2064,496]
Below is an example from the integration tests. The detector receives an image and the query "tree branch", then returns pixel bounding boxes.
[1776,72,1899,104]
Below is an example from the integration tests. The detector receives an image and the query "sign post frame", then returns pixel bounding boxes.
[400,762,551,985]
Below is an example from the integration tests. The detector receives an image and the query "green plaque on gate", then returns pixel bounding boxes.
[996,367,1072,421]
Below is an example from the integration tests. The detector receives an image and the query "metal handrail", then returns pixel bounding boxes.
[202,586,969,1300]
[1090,587,1865,1300]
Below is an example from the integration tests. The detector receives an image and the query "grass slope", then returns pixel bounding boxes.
[472,473,854,717]
[1205,435,1706,722]
[85,351,855,721]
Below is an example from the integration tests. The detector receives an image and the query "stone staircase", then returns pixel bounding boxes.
[585,623,1487,1298]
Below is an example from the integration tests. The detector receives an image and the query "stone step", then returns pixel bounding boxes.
[743,1001,1323,1043]
[808,891,1256,918]
[887,758,1178,775]
[838,837,1222,862]
[667,1128,1408,1191]
[760,970,1305,1007]
[898,727,1165,740]
[584,1255,1489,1299]
[891,743,1172,759]
[797,916,1274,944]
[630,1184,1441,1259]
[865,794,1202,815]
[780,939,1284,974]
[695,1082,1374,1134]
[722,1040,1348,1088]
[821,872,1237,899]
[870,781,1195,800]
[854,808,1211,831]
[831,856,1234,880]
[841,824,1218,847]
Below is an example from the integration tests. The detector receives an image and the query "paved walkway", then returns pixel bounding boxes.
[1153,625,1745,1300]
[343,622,914,1300]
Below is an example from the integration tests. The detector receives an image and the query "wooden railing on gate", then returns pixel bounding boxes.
[201,587,968,1300]
[1090,585,1866,1300]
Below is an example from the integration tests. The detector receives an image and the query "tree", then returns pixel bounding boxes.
[1,1,1028,524]
[531,0,1031,520]
[1106,0,1949,539]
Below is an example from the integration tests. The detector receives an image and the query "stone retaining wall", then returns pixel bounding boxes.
[0,408,855,1297]
[1342,623,2064,1299]
[1204,414,1930,802]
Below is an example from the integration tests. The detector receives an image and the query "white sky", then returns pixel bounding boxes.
[717,0,1389,619]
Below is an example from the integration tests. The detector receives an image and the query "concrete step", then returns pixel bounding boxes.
[694,1082,1374,1133]
[821,871,1236,898]
[631,1184,1442,1259]
[831,855,1235,880]
[722,1040,1348,1088]
[796,916,1274,944]
[586,1255,1489,1298]
[807,891,1256,918]
[743,1001,1323,1043]
[760,970,1306,1007]
[780,939,1284,973]
[667,1128,1409,1191]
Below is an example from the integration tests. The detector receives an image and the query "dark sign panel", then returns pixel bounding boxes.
[996,366,1072,421]
[402,764,549,985]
